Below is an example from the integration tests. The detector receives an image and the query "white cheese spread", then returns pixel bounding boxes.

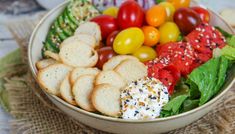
[120,77,169,120]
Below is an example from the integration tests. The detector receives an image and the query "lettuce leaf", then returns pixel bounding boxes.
[213,46,235,61]
[221,45,235,61]
[160,95,188,117]
[187,57,229,105]
[227,36,235,47]
[215,26,235,47]
[171,78,189,99]
[187,79,200,99]
[182,99,199,112]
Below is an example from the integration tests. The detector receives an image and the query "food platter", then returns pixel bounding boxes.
[28,0,235,133]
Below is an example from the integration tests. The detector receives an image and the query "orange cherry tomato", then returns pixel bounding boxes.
[142,26,160,47]
[167,0,191,9]
[146,5,166,27]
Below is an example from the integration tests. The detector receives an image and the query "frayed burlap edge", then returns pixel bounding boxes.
[2,17,235,134]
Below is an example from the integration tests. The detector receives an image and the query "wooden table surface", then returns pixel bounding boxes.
[0,0,234,133]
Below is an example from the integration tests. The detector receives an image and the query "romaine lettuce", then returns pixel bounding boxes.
[187,57,229,105]
[215,26,235,47]
[227,36,235,47]
[160,95,188,117]
[221,45,235,61]
[182,99,199,112]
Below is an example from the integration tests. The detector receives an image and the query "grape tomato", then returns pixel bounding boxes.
[96,46,117,69]
[159,22,180,44]
[113,27,144,55]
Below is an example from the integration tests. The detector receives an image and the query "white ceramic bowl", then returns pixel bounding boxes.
[28,1,235,133]
[36,0,65,10]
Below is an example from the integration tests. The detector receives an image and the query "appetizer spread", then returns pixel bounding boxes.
[36,0,235,120]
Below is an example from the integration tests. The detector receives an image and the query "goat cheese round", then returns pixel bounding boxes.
[120,77,169,120]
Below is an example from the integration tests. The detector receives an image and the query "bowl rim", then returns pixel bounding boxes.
[28,0,235,123]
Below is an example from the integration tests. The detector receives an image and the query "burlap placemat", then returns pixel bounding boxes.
[2,17,235,134]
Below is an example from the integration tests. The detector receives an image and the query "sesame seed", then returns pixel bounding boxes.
[213,33,217,38]
[196,28,201,31]
[212,27,215,31]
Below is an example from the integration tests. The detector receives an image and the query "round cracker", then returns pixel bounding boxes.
[60,74,76,105]
[72,75,96,112]
[59,40,98,67]
[91,84,120,117]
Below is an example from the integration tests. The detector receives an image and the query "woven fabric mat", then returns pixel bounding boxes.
[2,17,235,134]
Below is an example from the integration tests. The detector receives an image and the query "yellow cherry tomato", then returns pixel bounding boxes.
[159,22,180,44]
[167,0,191,9]
[159,2,175,21]
[142,26,160,47]
[113,27,144,54]
[102,7,119,17]
[132,46,157,62]
[146,5,166,27]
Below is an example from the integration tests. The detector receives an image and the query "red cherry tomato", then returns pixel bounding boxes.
[117,0,144,29]
[174,8,202,35]
[191,6,210,23]
[106,30,119,47]
[95,42,105,50]
[91,15,119,39]
[96,46,117,69]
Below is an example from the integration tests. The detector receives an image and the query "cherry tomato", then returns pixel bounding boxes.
[159,22,180,44]
[113,27,144,54]
[117,0,144,29]
[95,42,105,50]
[91,15,118,39]
[159,2,176,21]
[96,46,117,69]
[146,5,166,27]
[174,8,202,35]
[103,7,119,17]
[142,26,160,47]
[133,46,157,62]
[106,30,119,47]
[191,6,210,23]
[167,0,191,9]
